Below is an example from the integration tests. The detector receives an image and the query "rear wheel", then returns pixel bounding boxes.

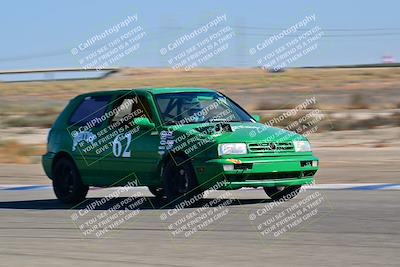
[263,185,301,201]
[53,157,88,204]
[163,157,202,203]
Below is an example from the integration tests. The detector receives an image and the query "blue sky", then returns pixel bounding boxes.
[0,0,399,70]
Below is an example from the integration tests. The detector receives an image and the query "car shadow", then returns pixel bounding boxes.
[0,196,272,210]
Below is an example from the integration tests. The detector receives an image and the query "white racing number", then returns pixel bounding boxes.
[112,132,132,157]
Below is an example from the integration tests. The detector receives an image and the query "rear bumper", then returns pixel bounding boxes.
[42,152,55,179]
[194,155,318,189]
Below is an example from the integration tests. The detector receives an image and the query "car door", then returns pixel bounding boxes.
[100,92,161,186]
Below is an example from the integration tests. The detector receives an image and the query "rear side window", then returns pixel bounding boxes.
[69,95,111,127]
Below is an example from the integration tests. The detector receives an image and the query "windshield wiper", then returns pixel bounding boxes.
[207,118,230,123]
[165,119,244,125]
[164,120,179,125]
[207,118,242,123]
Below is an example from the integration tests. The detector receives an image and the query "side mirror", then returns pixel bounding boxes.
[133,117,155,129]
[252,114,261,122]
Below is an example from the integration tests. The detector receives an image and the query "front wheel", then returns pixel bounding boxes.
[263,185,301,201]
[53,157,88,204]
[163,157,202,203]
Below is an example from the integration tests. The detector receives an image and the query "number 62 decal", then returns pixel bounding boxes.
[112,133,132,157]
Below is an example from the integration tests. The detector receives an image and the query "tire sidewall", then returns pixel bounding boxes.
[163,156,199,203]
[53,157,88,204]
[264,185,301,201]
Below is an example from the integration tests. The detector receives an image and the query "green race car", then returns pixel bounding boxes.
[42,88,319,204]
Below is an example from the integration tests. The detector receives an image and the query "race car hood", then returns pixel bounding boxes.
[167,122,306,144]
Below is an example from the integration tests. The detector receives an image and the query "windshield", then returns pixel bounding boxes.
[155,92,254,125]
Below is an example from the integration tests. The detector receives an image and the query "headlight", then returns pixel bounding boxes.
[293,141,312,152]
[218,143,247,156]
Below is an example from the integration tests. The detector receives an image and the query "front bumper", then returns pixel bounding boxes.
[194,155,319,189]
[220,177,314,190]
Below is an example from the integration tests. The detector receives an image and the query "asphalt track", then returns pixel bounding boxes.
[0,186,399,266]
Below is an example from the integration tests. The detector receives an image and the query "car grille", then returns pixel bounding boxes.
[247,142,294,153]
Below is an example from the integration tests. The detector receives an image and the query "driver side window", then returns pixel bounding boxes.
[110,95,153,126]
[111,98,134,123]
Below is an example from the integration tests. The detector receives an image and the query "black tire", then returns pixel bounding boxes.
[163,157,202,203]
[53,157,88,204]
[263,185,301,201]
[148,186,165,199]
